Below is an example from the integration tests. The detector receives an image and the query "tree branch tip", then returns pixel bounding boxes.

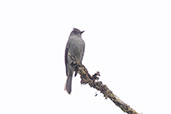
[69,54,139,114]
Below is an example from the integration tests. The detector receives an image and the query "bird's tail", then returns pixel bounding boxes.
[65,76,72,94]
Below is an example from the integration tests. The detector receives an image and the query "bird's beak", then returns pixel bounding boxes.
[81,31,85,34]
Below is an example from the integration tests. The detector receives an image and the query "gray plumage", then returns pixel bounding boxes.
[65,28,85,94]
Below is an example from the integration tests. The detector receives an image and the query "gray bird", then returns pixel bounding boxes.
[65,28,85,94]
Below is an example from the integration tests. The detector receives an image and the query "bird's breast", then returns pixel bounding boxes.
[69,38,84,59]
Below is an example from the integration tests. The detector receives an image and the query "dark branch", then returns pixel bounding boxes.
[69,53,139,114]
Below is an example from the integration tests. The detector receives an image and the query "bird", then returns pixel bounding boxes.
[65,28,85,94]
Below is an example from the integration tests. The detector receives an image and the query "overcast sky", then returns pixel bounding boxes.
[0,0,171,114]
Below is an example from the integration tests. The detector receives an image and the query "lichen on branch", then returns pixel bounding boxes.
[69,53,139,114]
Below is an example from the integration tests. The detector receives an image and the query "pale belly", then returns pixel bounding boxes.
[69,38,84,60]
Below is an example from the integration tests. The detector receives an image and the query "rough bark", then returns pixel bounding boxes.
[69,54,139,114]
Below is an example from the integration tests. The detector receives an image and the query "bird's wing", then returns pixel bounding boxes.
[65,40,70,76]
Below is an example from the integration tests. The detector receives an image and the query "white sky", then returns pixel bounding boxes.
[0,0,171,114]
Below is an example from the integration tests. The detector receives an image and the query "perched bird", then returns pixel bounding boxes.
[65,28,85,94]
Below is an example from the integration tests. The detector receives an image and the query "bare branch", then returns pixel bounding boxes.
[69,53,139,114]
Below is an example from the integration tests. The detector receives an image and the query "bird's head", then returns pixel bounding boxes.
[71,28,84,36]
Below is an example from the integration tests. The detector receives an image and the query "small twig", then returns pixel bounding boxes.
[69,54,139,114]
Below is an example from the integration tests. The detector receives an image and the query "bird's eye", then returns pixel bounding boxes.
[74,31,80,35]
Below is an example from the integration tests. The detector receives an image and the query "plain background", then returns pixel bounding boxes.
[0,0,171,114]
